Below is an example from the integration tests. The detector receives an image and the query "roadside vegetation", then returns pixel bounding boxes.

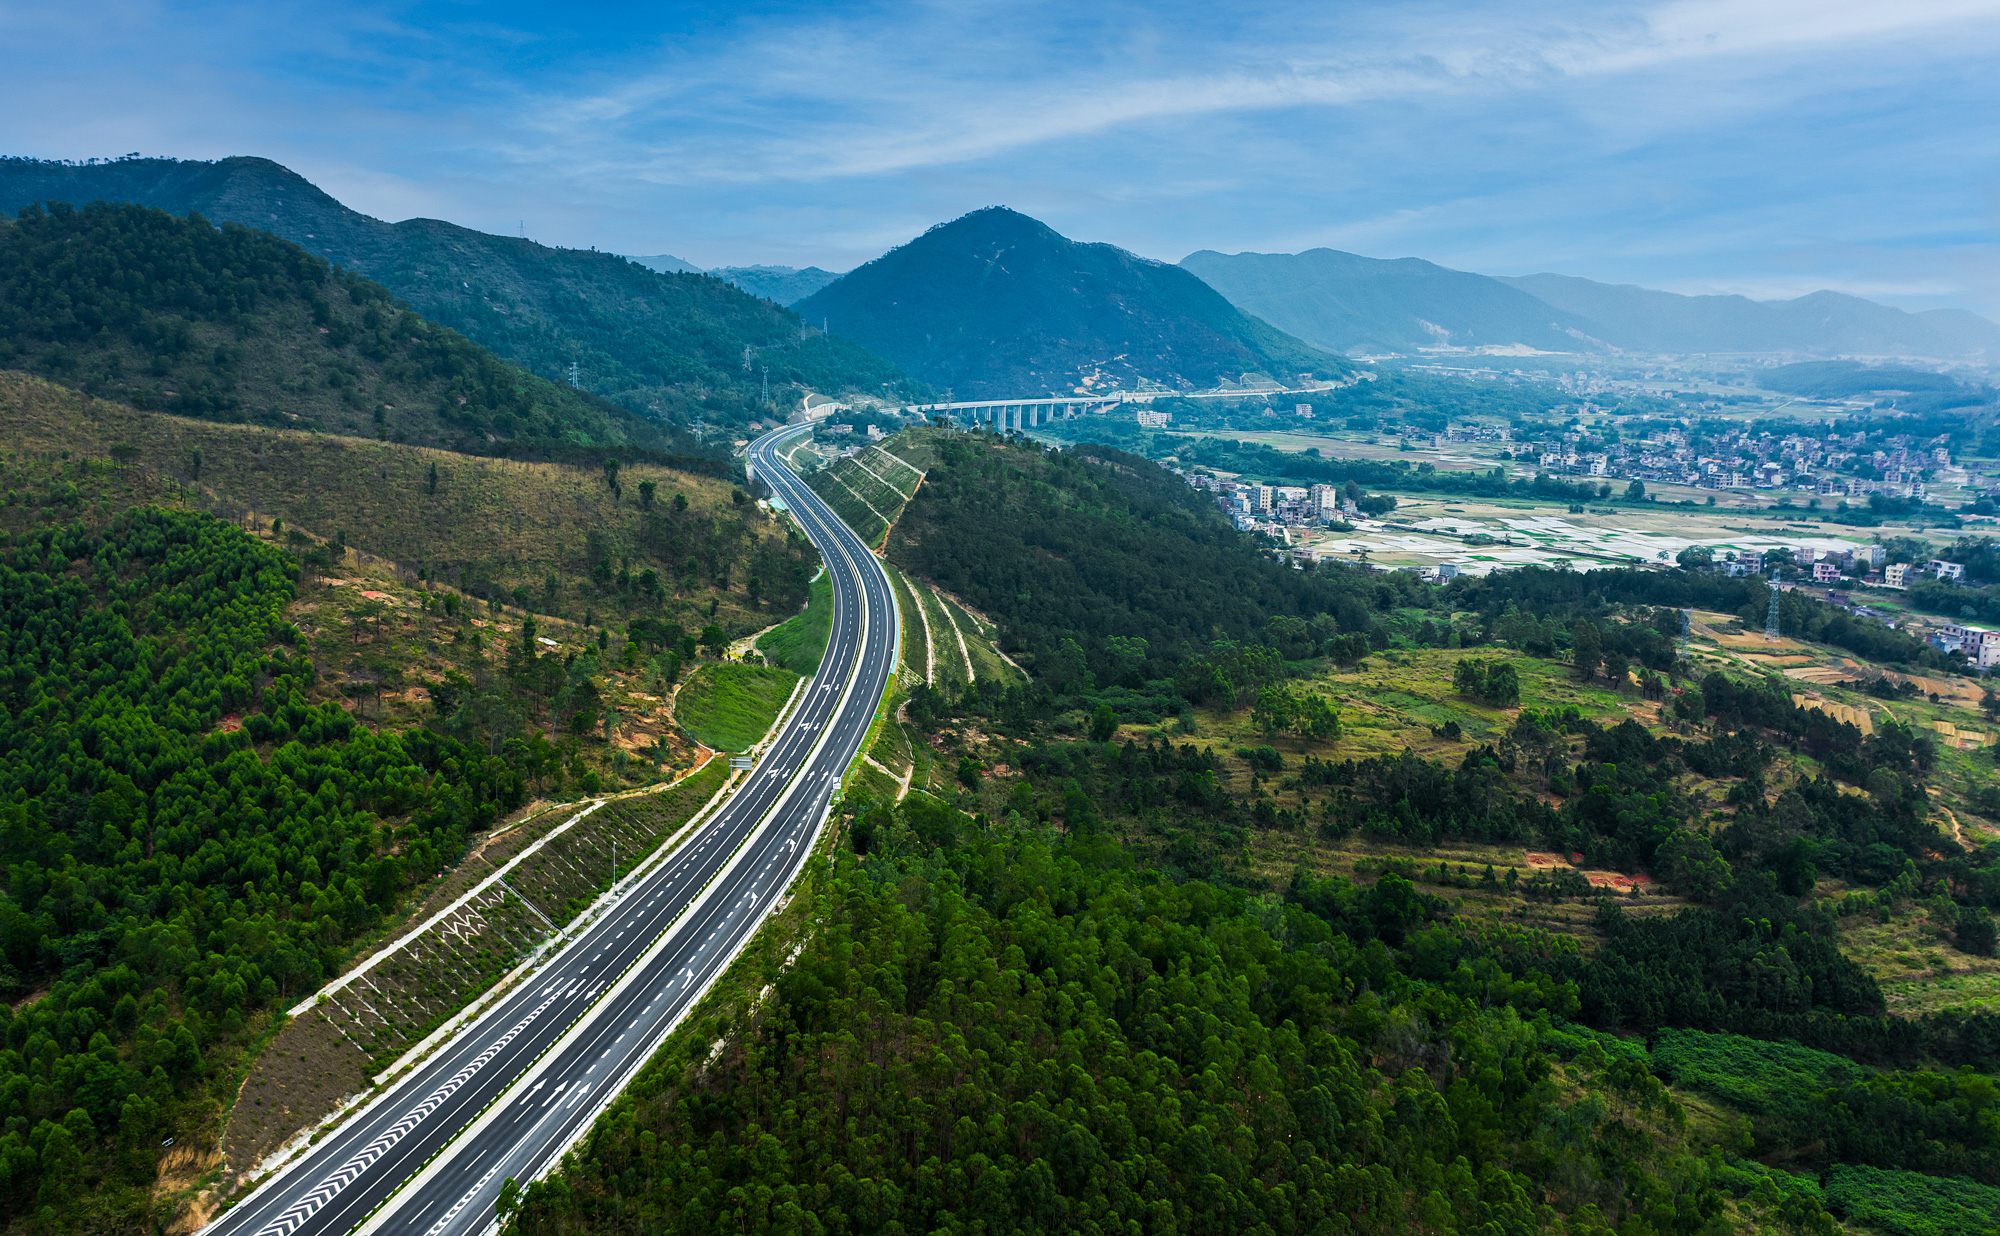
[755,571,831,675]
[672,665,800,753]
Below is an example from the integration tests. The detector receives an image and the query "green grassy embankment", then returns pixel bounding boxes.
[756,570,833,674]
[674,664,801,752]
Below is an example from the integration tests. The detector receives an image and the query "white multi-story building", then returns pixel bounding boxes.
[1938,623,2000,668]
[1885,562,1910,589]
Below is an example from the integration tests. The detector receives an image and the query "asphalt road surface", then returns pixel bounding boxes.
[205,424,894,1236]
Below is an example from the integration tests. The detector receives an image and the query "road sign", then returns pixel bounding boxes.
[729,756,754,770]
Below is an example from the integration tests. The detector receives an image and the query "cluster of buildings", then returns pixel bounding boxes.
[1933,621,2000,669]
[1181,475,1360,531]
[1522,424,1964,498]
[1713,545,1978,591]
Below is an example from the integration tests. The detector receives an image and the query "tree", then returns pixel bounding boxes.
[699,624,728,656]
[673,492,688,513]
[638,480,656,509]
[1982,689,1999,723]
[1677,545,1713,570]
[1602,652,1630,690]
[1088,703,1118,742]
[1624,480,1646,502]
[602,459,621,490]
[1252,686,1297,739]
[1571,620,1602,681]
[427,461,438,495]
[1483,662,1520,707]
[1294,693,1342,741]
[1958,905,1998,957]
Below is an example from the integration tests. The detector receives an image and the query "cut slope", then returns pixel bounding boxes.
[0,155,919,430]
[795,207,1347,398]
[1501,271,2000,359]
[1181,247,1600,355]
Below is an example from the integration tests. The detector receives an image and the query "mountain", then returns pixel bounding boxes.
[710,265,843,306]
[1180,248,1601,356]
[1498,273,2000,360]
[0,200,657,450]
[1176,243,2000,362]
[793,207,1347,399]
[627,253,702,274]
[0,155,918,430]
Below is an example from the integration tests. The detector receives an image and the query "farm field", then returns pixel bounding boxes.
[1297,492,1899,577]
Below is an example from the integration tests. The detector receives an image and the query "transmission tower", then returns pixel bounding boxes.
[1765,572,1782,642]
[761,366,770,407]
[567,361,580,387]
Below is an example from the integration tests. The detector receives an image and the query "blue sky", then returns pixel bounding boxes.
[7,0,2000,315]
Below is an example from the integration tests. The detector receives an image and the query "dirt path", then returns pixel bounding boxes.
[863,753,915,801]
[1933,794,1974,851]
[905,577,937,682]
[934,586,976,682]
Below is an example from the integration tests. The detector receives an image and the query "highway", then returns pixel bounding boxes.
[205,423,895,1236]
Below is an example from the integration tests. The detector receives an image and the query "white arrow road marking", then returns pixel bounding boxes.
[251,988,561,1236]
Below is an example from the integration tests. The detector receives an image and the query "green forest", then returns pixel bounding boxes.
[0,200,664,452]
[0,509,523,1227]
[500,428,2000,1236]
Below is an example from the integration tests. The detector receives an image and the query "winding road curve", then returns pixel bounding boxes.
[205,424,894,1236]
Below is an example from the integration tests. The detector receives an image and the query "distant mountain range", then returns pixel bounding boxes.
[621,257,841,305]
[710,266,843,305]
[795,208,1347,399]
[1181,248,2000,362]
[1495,273,2000,360]
[0,156,913,430]
[1181,249,1594,356]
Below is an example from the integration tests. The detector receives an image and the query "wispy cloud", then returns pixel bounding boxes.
[3,0,1998,313]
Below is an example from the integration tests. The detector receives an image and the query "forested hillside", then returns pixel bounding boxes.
[0,156,921,433]
[0,510,524,1228]
[515,809,1742,1236]
[886,432,1386,691]
[0,372,816,646]
[0,201,655,452]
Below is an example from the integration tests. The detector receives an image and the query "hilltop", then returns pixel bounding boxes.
[0,200,655,451]
[794,207,1347,398]
[0,155,919,432]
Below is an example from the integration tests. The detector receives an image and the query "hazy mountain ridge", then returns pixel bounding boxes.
[0,156,917,429]
[795,207,1348,399]
[1180,246,2000,362]
[1498,272,2000,360]
[709,265,842,305]
[1181,248,1599,356]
